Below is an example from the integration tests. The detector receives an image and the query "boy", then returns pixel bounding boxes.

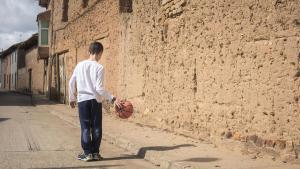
[69,42,122,161]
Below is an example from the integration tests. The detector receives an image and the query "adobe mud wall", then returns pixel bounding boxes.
[18,47,44,94]
[118,0,300,159]
[48,0,300,159]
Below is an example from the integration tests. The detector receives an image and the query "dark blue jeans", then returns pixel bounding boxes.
[78,99,102,155]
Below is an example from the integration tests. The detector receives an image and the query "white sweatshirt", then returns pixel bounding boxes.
[68,60,114,103]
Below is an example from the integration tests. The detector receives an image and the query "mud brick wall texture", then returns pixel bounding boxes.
[48,0,120,99]
[48,0,300,159]
[118,0,300,159]
[26,48,44,94]
[17,68,27,90]
[18,48,44,94]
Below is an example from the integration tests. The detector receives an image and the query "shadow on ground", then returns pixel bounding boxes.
[182,157,220,162]
[0,91,32,106]
[137,144,195,158]
[31,94,61,106]
[30,164,122,169]
[0,91,59,106]
[103,144,201,161]
[103,154,140,161]
[0,118,10,122]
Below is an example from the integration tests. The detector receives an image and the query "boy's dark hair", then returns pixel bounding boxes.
[89,42,103,55]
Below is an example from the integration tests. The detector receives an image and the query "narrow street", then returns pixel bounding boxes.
[0,91,158,169]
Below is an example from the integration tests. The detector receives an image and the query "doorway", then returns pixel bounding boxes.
[9,74,11,90]
[58,53,66,103]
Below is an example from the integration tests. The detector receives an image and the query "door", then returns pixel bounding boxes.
[58,54,66,103]
[9,74,11,90]
[3,74,5,88]
[15,72,17,89]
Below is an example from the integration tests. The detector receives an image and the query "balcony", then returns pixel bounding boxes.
[37,10,51,60]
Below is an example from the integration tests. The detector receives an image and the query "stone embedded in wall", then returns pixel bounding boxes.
[247,135,258,143]
[224,131,233,139]
[161,0,186,18]
[274,0,288,9]
[275,140,287,150]
[265,140,276,148]
[255,137,266,147]
[161,0,172,6]
[295,69,300,78]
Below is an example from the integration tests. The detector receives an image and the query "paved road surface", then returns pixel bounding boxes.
[0,91,158,169]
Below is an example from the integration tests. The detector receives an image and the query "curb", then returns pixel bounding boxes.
[49,109,195,169]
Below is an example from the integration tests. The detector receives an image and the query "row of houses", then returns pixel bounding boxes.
[0,34,47,95]
[0,0,62,102]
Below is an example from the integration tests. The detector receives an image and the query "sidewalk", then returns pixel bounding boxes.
[33,95,300,169]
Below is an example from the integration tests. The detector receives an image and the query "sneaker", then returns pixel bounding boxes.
[77,153,93,161]
[92,153,103,161]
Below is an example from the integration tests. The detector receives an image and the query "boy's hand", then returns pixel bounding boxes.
[113,98,124,109]
[70,101,76,109]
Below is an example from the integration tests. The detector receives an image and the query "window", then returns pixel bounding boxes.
[39,20,49,46]
[62,0,69,22]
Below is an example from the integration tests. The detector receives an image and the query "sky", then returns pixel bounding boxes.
[0,0,44,51]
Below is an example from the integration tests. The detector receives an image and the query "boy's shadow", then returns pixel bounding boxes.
[103,144,195,161]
